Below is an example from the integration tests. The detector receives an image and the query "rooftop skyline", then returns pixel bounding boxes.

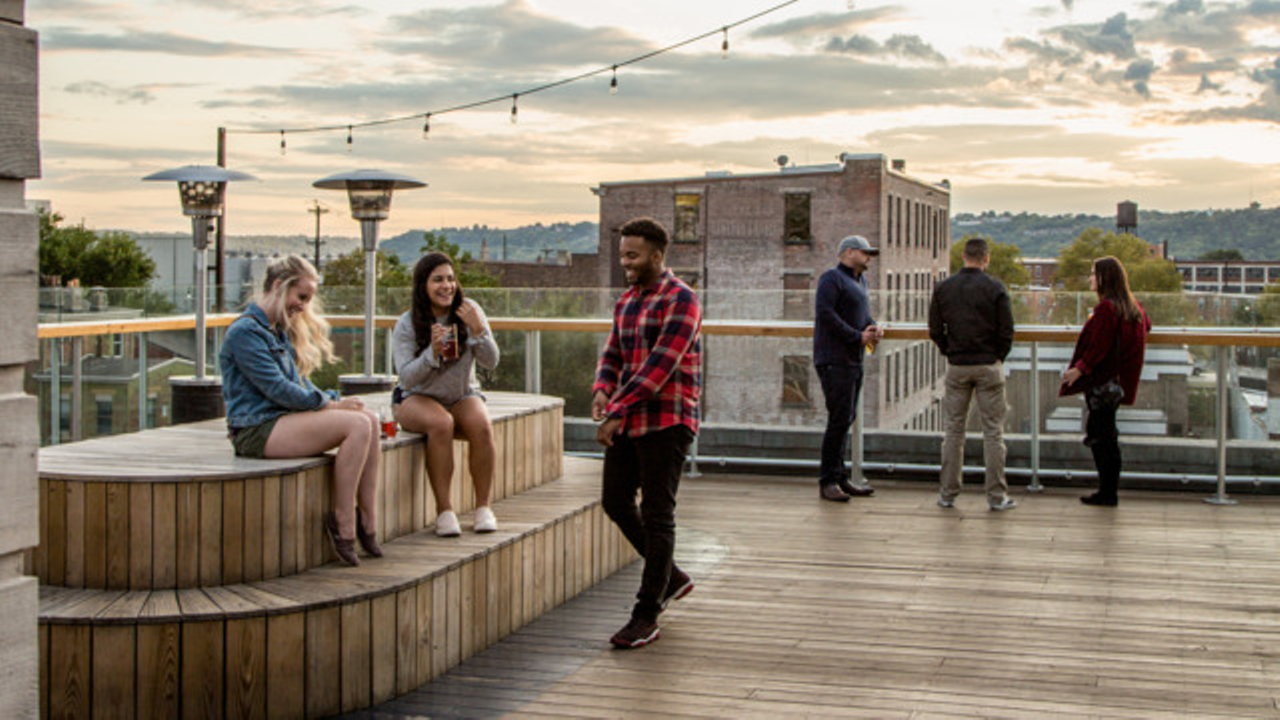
[29,0,1280,237]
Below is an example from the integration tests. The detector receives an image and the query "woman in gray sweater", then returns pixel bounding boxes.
[392,253,500,536]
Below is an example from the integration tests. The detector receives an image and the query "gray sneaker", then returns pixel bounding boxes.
[988,497,1018,512]
[937,495,955,509]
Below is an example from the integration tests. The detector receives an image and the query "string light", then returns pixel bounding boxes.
[222,0,800,149]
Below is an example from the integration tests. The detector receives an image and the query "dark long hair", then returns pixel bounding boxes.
[411,252,467,354]
[1093,256,1142,323]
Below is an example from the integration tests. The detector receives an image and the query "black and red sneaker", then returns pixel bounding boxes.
[661,568,694,610]
[610,616,660,649]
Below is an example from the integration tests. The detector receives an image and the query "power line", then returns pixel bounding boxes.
[223,0,801,139]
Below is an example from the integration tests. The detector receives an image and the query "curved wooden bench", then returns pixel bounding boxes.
[31,392,565,590]
[39,457,637,719]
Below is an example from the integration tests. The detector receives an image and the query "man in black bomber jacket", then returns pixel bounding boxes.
[928,237,1017,512]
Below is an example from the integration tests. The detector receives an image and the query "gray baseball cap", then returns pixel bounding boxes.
[837,235,879,256]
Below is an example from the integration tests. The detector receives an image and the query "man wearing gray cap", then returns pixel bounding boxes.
[813,234,883,501]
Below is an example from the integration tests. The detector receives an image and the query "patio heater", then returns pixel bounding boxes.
[313,169,425,396]
[143,164,257,423]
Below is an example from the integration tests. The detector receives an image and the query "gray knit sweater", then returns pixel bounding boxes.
[392,299,499,406]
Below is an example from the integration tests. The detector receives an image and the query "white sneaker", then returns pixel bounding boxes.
[435,510,461,537]
[474,506,497,533]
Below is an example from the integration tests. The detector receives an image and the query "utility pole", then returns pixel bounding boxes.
[308,200,329,270]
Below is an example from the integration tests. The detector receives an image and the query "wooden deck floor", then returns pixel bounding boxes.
[347,476,1280,719]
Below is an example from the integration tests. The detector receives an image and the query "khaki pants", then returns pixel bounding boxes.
[939,362,1008,501]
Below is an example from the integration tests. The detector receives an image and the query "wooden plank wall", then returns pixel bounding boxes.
[0,1,42,717]
[36,405,566,590]
[41,504,637,719]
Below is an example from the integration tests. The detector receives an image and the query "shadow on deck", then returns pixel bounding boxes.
[351,475,1280,719]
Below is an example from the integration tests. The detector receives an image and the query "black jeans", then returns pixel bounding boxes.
[817,363,863,486]
[601,424,694,621]
[1086,403,1121,498]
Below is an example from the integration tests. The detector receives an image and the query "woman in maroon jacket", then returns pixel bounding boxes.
[1059,256,1152,506]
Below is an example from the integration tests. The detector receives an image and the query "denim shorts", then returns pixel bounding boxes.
[230,417,279,458]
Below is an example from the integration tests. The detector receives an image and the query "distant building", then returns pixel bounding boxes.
[1173,259,1280,294]
[592,153,952,430]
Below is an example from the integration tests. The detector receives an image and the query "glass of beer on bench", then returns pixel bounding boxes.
[380,410,397,439]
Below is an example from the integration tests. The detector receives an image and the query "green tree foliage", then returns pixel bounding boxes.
[1199,248,1244,261]
[420,231,499,288]
[322,248,412,287]
[39,210,155,287]
[949,235,1031,288]
[1055,228,1182,292]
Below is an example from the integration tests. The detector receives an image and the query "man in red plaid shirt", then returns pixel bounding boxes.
[592,217,701,649]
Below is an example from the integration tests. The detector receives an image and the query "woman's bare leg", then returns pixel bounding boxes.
[395,395,456,513]
[265,409,374,539]
[355,408,380,530]
[452,396,496,508]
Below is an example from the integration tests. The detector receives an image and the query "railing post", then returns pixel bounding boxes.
[385,323,395,376]
[71,336,83,442]
[685,435,702,478]
[138,333,148,430]
[49,338,60,446]
[1027,341,1044,492]
[524,329,542,394]
[850,384,865,484]
[1205,344,1236,505]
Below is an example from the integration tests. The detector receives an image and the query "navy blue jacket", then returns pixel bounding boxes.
[813,263,875,366]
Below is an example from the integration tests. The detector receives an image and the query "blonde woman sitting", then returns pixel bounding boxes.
[220,255,381,566]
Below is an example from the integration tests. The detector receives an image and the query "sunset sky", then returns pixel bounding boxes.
[27,0,1280,237]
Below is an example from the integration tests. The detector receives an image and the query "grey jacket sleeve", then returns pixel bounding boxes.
[393,311,441,389]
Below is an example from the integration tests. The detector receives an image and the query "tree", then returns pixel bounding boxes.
[38,210,156,287]
[949,235,1031,288]
[420,231,499,288]
[322,248,412,287]
[1199,248,1244,261]
[1056,228,1182,292]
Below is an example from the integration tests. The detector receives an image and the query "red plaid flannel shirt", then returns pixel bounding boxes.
[593,269,702,438]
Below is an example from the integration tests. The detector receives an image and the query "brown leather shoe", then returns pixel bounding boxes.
[820,483,851,502]
[356,514,383,558]
[324,511,360,566]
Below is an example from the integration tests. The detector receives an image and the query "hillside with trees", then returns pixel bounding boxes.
[953,204,1280,260]
[381,221,597,265]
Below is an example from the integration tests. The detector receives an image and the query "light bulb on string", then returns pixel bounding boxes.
[279,130,287,156]
[609,66,618,95]
[346,125,353,152]
[721,28,729,59]
[422,113,431,140]
[510,94,519,124]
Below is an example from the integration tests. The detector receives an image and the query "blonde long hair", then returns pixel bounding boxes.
[256,255,335,377]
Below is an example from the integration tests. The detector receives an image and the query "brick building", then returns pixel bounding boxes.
[592,153,953,431]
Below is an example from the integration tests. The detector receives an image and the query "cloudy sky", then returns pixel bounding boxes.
[28,0,1280,236]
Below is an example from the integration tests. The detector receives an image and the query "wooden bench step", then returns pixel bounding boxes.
[38,456,639,719]
[32,392,565,590]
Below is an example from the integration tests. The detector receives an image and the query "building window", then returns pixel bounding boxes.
[783,273,811,321]
[783,192,812,243]
[95,396,113,436]
[674,268,702,289]
[782,355,811,408]
[146,394,158,430]
[674,193,702,242]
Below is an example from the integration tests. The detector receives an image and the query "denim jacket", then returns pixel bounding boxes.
[220,303,338,430]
